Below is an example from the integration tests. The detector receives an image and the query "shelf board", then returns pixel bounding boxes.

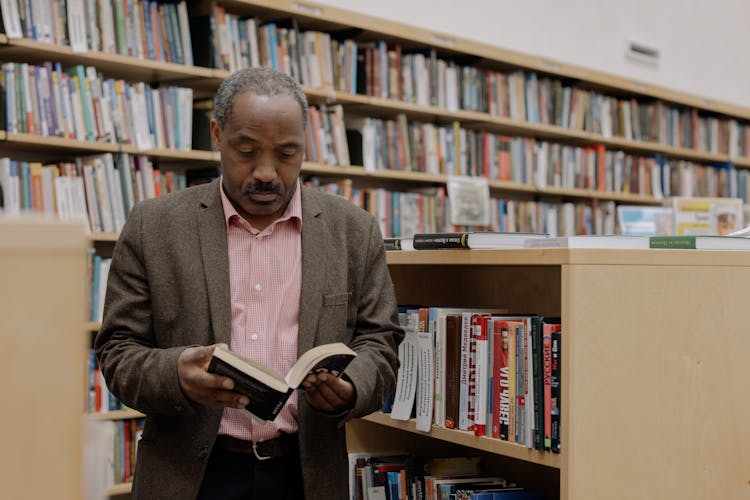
[0,132,218,163]
[85,321,101,331]
[90,232,120,243]
[106,482,133,496]
[87,409,145,420]
[362,412,560,469]
[385,247,750,267]
[0,37,222,92]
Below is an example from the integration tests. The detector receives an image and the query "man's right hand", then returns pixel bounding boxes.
[177,344,249,409]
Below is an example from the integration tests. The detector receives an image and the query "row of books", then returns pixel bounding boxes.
[198,7,357,94]
[0,154,186,233]
[349,453,544,500]
[304,179,619,238]
[5,1,750,161]
[0,0,194,65]
[390,308,562,454]
[2,61,194,150]
[85,417,143,496]
[87,348,124,414]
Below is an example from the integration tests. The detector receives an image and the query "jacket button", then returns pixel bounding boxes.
[198,447,209,459]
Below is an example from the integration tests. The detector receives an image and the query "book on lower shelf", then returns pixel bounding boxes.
[523,235,649,249]
[207,343,356,422]
[413,232,548,250]
[648,235,750,250]
[384,237,415,251]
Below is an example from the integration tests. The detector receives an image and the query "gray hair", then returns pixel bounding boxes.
[213,67,309,130]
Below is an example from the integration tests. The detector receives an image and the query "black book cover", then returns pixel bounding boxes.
[207,356,292,422]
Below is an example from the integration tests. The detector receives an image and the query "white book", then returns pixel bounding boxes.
[84,419,116,500]
[177,2,193,65]
[93,161,114,232]
[54,176,72,220]
[524,235,650,249]
[117,153,135,215]
[131,83,154,150]
[245,18,260,68]
[389,311,419,421]
[40,165,56,215]
[66,0,88,52]
[103,154,126,232]
[98,0,116,54]
[0,0,22,38]
[82,164,102,232]
[71,176,91,234]
[0,158,20,214]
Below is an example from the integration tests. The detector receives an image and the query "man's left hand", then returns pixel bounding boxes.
[302,372,355,413]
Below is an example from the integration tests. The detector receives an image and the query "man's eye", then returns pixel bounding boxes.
[279,150,296,159]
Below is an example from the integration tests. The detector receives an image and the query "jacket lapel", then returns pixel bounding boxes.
[299,187,325,355]
[197,179,231,345]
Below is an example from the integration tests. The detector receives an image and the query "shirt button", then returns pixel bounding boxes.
[257,234,264,240]
[251,334,258,341]
[255,283,261,291]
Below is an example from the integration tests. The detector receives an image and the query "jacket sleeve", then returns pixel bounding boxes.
[94,203,197,416]
[341,216,404,420]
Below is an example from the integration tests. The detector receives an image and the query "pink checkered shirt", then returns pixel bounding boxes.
[217,179,302,442]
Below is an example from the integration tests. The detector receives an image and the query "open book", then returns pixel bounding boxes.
[208,343,356,422]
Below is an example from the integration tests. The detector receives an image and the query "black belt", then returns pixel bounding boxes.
[213,433,299,461]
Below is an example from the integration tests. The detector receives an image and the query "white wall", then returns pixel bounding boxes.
[315,0,750,109]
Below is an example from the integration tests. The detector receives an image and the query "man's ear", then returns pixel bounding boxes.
[210,119,222,150]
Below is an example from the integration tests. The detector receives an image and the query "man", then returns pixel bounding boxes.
[95,67,403,499]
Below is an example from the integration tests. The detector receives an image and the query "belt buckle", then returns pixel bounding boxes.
[252,441,272,461]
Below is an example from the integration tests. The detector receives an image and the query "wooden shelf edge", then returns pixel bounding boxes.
[106,482,133,496]
[90,232,119,243]
[85,321,101,331]
[361,412,560,469]
[1,132,216,162]
[87,409,145,420]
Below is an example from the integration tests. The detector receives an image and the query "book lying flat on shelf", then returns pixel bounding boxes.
[524,235,650,249]
[384,237,415,250]
[649,235,750,250]
[413,232,548,249]
[208,343,356,422]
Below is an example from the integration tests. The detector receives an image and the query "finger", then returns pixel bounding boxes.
[306,390,336,413]
[311,378,349,409]
[318,373,355,402]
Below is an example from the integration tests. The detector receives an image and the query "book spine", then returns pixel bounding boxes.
[412,232,469,249]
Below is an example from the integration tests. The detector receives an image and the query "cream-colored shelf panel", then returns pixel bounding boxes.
[385,247,750,267]
[362,412,560,469]
[87,409,145,421]
[85,321,101,331]
[90,232,120,243]
[106,482,132,496]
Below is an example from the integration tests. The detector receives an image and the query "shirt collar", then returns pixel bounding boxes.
[219,178,303,234]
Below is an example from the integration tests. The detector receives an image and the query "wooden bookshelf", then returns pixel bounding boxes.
[88,410,145,421]
[1,218,88,499]
[4,1,750,498]
[106,483,133,496]
[354,248,750,499]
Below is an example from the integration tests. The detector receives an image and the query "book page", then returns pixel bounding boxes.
[285,342,356,388]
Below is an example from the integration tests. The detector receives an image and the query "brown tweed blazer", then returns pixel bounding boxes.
[95,179,403,499]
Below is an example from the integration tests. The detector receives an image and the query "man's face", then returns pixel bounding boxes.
[211,91,305,230]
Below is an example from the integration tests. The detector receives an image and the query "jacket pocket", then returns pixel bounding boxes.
[323,292,350,306]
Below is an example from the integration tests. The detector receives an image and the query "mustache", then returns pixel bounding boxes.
[245,182,281,195]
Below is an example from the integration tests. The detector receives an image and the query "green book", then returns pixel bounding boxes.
[649,235,750,250]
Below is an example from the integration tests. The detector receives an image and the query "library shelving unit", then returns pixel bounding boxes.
[3,0,750,497]
[346,248,750,500]
[0,218,88,500]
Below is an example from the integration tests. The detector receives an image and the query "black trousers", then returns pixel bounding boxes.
[196,446,305,500]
